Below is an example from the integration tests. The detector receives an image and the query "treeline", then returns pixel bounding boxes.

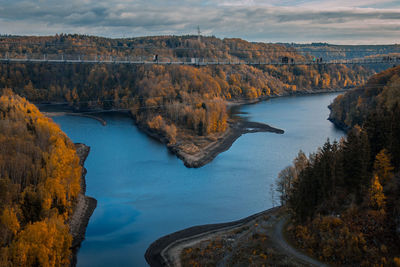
[0,34,304,62]
[287,43,400,61]
[0,90,82,266]
[277,66,400,266]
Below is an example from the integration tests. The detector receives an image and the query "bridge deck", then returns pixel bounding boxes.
[0,57,398,65]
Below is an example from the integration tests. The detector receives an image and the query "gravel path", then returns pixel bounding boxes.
[271,215,328,267]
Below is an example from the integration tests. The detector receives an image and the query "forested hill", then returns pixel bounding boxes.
[277,66,400,266]
[329,65,400,130]
[1,34,306,62]
[0,35,373,161]
[0,90,83,266]
[285,43,400,73]
[286,43,400,60]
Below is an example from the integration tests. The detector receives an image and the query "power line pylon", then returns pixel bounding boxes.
[197,25,201,42]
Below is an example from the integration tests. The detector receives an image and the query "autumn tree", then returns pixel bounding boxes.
[373,149,394,185]
[368,175,386,211]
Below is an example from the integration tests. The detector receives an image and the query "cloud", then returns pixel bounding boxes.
[0,0,399,44]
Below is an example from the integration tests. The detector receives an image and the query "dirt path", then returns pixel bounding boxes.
[270,215,328,267]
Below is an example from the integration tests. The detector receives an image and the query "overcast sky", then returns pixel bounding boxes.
[0,0,399,44]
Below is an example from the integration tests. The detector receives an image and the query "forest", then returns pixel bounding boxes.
[287,43,400,62]
[277,66,400,266]
[0,34,373,148]
[0,90,82,266]
[329,66,400,130]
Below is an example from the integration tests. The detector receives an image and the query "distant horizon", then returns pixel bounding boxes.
[1,33,399,46]
[0,0,399,45]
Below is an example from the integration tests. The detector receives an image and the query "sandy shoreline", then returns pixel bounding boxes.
[145,207,325,267]
[169,119,284,168]
[69,144,97,267]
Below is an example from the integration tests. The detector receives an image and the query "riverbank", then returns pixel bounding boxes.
[227,88,349,107]
[327,117,351,132]
[70,144,97,267]
[145,207,325,267]
[169,119,284,168]
[43,111,107,126]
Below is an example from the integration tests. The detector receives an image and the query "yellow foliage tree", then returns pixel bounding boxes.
[373,149,394,185]
[368,175,386,210]
[0,206,20,243]
[10,216,72,267]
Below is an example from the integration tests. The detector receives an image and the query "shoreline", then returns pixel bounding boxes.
[169,119,284,168]
[43,111,107,126]
[145,207,325,267]
[226,88,349,107]
[145,207,281,267]
[69,143,97,267]
[327,117,351,132]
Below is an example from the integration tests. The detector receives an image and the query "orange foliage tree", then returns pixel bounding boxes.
[0,90,82,266]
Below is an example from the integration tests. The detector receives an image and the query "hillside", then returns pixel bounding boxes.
[329,65,400,130]
[286,43,400,72]
[287,43,400,58]
[0,90,94,266]
[0,34,373,166]
[282,67,400,266]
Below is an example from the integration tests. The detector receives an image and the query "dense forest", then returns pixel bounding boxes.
[277,66,400,266]
[0,34,373,149]
[0,90,82,266]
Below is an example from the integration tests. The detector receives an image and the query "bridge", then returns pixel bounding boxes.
[0,54,398,66]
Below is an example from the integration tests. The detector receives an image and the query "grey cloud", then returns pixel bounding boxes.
[274,10,400,23]
[0,0,399,44]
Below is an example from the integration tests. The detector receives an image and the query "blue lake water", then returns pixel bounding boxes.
[52,92,344,267]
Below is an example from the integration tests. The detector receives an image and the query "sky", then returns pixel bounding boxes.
[0,0,399,44]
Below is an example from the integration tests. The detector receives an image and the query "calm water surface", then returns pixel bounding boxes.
[52,93,344,267]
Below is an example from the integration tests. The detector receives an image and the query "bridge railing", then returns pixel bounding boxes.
[0,53,399,65]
